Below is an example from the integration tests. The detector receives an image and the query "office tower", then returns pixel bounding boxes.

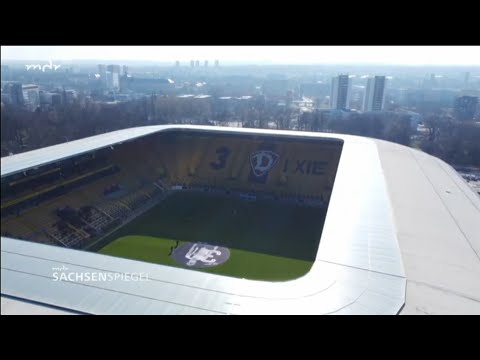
[363,76,386,112]
[330,75,351,110]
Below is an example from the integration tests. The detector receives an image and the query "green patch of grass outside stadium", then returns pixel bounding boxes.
[99,235,314,281]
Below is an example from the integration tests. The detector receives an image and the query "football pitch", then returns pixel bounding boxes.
[97,192,326,281]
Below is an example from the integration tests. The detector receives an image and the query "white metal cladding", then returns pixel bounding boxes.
[1,125,406,314]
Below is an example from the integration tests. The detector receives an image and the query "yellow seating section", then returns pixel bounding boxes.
[1,133,342,245]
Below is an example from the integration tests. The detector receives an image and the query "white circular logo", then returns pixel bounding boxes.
[250,150,279,177]
[172,242,230,268]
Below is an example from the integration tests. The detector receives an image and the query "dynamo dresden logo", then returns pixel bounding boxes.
[172,242,230,268]
[250,150,279,177]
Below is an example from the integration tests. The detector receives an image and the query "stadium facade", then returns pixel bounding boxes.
[1,125,480,315]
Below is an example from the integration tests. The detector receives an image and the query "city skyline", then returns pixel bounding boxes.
[2,46,480,66]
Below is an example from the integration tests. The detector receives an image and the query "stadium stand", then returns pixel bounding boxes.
[1,131,340,249]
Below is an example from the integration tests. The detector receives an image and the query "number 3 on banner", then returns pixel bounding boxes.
[210,147,231,170]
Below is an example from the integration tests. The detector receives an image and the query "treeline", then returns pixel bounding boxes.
[419,115,480,166]
[299,111,414,146]
[2,100,148,156]
[2,98,480,167]
[1,96,213,157]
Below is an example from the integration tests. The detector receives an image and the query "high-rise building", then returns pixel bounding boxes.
[105,72,120,90]
[107,65,121,74]
[98,64,106,75]
[51,93,62,106]
[195,60,200,67]
[215,60,219,67]
[5,82,24,106]
[363,76,386,112]
[22,84,40,110]
[204,60,208,67]
[105,65,121,90]
[330,75,351,110]
[190,60,195,68]
[64,90,77,104]
[175,60,180,67]
[454,96,478,121]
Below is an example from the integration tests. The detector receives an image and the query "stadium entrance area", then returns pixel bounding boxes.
[96,191,326,281]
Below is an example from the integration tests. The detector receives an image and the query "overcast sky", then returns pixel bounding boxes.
[1,46,479,66]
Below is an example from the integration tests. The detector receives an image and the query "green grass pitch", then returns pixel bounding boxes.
[97,192,326,281]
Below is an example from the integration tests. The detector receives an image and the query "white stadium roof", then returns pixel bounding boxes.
[1,125,479,315]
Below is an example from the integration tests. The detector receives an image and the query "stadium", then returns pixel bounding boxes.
[1,125,479,314]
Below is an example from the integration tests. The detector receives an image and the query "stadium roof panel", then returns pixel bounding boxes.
[2,125,480,314]
[1,296,78,315]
